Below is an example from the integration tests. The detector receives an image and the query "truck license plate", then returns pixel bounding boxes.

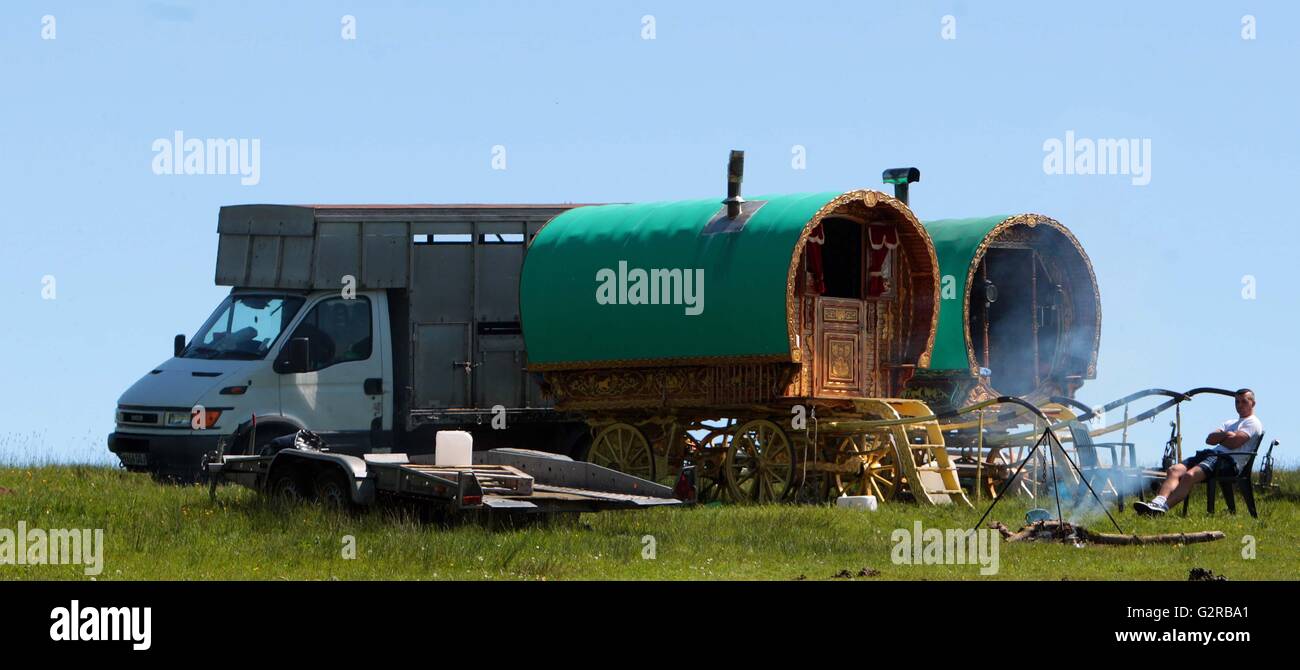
[119,452,148,466]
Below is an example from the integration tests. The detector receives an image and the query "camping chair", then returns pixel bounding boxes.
[1066,421,1137,513]
[1181,432,1265,519]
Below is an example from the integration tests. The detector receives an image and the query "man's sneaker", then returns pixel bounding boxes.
[1133,500,1168,516]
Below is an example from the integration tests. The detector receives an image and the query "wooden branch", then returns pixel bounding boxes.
[1076,528,1225,545]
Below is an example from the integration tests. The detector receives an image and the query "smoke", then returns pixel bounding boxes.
[973,233,1098,398]
[1061,467,1150,526]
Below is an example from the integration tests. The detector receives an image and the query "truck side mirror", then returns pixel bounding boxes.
[287,337,311,373]
[174,334,186,357]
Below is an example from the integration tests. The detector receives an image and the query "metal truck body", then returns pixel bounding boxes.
[110,204,591,479]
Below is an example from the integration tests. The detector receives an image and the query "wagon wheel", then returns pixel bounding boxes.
[587,423,655,481]
[691,425,734,502]
[649,423,689,487]
[725,419,796,503]
[831,431,901,502]
[788,432,830,504]
[985,442,1046,499]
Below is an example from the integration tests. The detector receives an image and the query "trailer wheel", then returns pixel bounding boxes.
[315,469,354,510]
[269,469,311,503]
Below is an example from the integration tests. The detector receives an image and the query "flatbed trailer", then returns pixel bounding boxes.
[206,442,687,515]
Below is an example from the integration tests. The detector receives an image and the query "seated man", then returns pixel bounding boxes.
[1134,389,1263,516]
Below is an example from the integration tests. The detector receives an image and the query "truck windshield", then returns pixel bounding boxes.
[183,295,306,360]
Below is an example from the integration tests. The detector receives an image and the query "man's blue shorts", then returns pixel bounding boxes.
[1182,449,1238,477]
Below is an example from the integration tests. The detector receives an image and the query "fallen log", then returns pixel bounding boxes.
[1076,528,1225,546]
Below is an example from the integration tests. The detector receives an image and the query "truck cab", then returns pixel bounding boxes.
[110,203,590,480]
[111,288,395,479]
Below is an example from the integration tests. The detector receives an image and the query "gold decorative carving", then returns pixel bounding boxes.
[545,363,798,411]
[823,306,859,323]
[828,340,853,379]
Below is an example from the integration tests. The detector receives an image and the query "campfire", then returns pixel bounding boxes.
[991,520,1225,546]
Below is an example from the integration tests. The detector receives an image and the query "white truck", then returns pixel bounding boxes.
[110,203,593,481]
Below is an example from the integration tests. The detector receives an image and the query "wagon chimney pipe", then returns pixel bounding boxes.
[724,150,745,219]
[881,167,921,206]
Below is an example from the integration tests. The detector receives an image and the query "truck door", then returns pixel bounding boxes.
[475,228,527,408]
[277,295,384,453]
[414,323,471,407]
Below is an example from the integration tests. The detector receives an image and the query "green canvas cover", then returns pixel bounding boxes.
[520,193,844,369]
[923,216,1009,372]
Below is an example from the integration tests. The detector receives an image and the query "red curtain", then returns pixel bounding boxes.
[805,223,826,294]
[867,226,898,297]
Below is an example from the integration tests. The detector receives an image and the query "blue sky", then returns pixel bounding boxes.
[1,1,1296,465]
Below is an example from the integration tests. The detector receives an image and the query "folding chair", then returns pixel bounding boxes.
[1066,421,1136,513]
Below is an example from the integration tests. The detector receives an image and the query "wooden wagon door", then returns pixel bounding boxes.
[813,297,873,397]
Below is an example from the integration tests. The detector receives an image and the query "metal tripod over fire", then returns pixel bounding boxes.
[973,417,1124,535]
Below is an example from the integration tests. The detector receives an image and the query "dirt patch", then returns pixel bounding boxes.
[1188,567,1228,582]
[832,567,881,579]
[0,487,12,496]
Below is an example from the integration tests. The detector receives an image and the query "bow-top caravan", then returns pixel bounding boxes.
[900,213,1103,498]
[521,156,967,505]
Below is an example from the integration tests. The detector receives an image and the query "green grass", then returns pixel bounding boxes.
[1,465,1297,580]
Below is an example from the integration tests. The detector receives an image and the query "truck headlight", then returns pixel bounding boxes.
[165,410,222,429]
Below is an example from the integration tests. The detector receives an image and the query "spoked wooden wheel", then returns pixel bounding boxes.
[587,423,655,481]
[725,419,796,503]
[831,431,900,501]
[692,426,734,502]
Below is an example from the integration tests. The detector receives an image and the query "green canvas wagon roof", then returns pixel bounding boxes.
[924,213,1100,378]
[520,190,939,370]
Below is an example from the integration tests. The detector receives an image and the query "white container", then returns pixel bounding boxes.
[434,431,473,467]
[836,495,878,511]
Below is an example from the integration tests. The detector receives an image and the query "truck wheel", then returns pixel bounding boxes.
[315,469,354,510]
[269,470,311,503]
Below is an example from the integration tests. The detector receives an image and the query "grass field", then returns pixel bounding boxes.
[1,465,1297,580]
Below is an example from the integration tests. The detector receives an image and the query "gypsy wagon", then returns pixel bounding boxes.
[520,163,967,504]
[902,214,1103,497]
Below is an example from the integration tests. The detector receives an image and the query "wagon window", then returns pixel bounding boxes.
[819,218,863,299]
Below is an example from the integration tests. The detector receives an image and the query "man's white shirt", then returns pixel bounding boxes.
[1212,415,1264,471]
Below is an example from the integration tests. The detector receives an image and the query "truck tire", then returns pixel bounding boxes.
[314,469,355,510]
